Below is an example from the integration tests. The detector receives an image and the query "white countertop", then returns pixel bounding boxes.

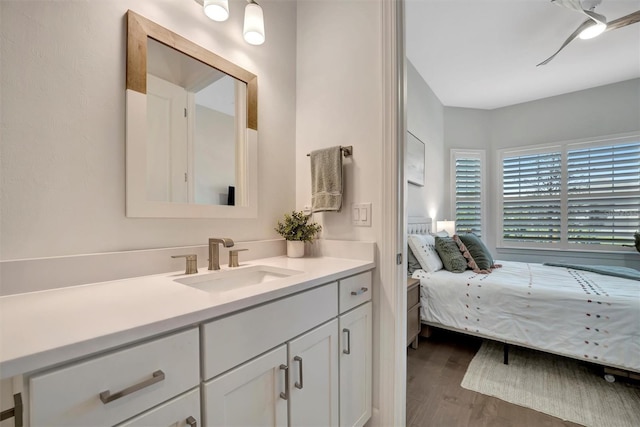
[0,255,374,379]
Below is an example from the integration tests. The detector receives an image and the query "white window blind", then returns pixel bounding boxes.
[499,138,640,251]
[502,152,562,243]
[567,142,640,246]
[452,150,484,237]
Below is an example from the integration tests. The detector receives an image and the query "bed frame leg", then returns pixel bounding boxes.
[503,343,509,365]
[419,325,432,339]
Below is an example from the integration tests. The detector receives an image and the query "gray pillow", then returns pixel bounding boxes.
[434,236,468,273]
[457,233,493,270]
[407,246,422,275]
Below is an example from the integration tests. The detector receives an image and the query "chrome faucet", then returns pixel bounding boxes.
[209,238,234,270]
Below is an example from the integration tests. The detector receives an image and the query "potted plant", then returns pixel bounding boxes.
[275,211,322,258]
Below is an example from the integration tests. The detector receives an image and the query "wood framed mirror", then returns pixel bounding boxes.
[125,10,258,218]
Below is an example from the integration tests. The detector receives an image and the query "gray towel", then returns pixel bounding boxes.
[311,146,343,212]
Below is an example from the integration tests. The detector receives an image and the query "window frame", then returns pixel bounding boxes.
[450,149,486,237]
[497,133,640,253]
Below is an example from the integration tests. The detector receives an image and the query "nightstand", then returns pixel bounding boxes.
[407,277,421,349]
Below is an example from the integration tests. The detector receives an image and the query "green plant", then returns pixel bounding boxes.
[275,211,322,242]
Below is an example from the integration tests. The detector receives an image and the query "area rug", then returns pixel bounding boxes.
[461,341,640,427]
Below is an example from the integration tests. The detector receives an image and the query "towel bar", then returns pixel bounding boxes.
[306,146,353,157]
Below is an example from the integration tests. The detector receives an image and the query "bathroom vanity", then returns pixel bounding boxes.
[0,254,374,427]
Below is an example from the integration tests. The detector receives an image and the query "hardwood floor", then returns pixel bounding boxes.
[406,329,582,427]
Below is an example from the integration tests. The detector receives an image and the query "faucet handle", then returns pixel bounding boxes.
[228,249,249,268]
[172,254,198,274]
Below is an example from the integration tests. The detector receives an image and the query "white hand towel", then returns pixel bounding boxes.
[311,146,343,212]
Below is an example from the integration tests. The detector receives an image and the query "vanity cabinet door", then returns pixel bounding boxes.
[339,302,372,427]
[203,345,288,427]
[288,319,339,427]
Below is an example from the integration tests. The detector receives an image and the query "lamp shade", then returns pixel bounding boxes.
[203,0,229,22]
[244,2,265,45]
[436,220,456,236]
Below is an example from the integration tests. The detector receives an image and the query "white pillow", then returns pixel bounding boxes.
[407,234,443,273]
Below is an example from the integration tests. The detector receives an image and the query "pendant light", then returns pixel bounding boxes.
[203,0,230,22]
[243,0,265,45]
[196,0,265,45]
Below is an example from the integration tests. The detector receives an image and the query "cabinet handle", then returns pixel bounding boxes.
[99,370,165,404]
[279,364,289,400]
[294,356,304,389]
[0,393,22,427]
[186,416,197,427]
[351,287,369,296]
[343,328,351,355]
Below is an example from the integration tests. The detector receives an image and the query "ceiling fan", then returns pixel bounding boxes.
[537,0,640,66]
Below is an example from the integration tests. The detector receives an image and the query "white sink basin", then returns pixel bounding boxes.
[175,265,304,293]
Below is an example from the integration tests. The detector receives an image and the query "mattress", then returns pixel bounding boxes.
[414,261,640,372]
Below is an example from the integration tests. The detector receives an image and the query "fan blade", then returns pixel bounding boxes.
[551,0,585,13]
[583,9,607,25]
[605,10,640,31]
[551,0,606,24]
[537,18,595,66]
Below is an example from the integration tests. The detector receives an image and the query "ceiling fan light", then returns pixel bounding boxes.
[579,22,607,39]
[243,1,265,45]
[203,0,229,22]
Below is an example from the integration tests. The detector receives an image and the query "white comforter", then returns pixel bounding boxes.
[414,261,640,372]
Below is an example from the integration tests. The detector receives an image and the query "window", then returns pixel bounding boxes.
[499,137,640,251]
[451,150,485,237]
[502,150,562,243]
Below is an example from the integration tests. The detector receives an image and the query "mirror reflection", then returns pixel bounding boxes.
[125,10,258,218]
[146,38,246,206]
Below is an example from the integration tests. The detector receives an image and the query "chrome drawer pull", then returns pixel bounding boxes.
[351,287,368,296]
[99,370,165,404]
[186,415,197,427]
[279,364,289,400]
[343,328,351,355]
[294,356,304,389]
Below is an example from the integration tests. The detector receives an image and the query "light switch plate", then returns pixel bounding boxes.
[352,202,372,226]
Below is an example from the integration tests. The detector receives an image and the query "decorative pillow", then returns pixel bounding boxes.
[407,246,422,275]
[452,235,490,274]
[407,234,443,273]
[434,236,467,273]
[456,233,494,270]
[431,230,449,238]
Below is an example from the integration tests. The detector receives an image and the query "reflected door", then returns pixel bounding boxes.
[146,74,188,203]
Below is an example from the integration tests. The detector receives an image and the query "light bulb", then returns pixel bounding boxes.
[579,22,607,39]
[203,0,229,22]
[244,2,265,45]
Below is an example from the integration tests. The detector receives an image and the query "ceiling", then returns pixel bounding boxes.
[406,0,640,110]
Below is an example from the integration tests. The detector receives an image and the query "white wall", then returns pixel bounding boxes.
[0,0,297,260]
[296,0,388,422]
[443,79,640,267]
[194,106,235,205]
[406,60,444,224]
[295,0,381,243]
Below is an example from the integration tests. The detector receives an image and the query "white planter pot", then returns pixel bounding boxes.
[287,240,305,258]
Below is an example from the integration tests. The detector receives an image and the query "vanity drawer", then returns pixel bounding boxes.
[116,388,200,427]
[30,328,199,427]
[202,282,338,380]
[339,271,372,314]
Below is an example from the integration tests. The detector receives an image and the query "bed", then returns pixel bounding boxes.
[408,217,640,375]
